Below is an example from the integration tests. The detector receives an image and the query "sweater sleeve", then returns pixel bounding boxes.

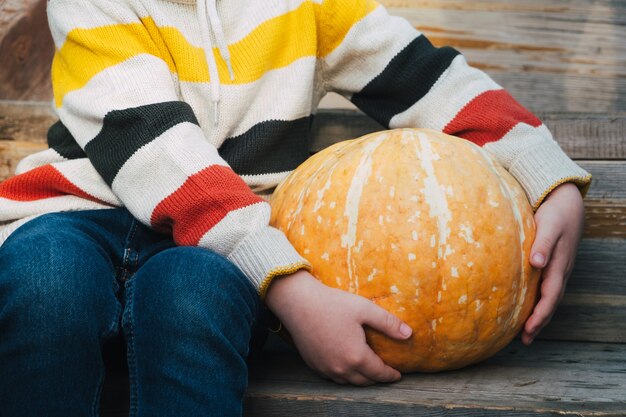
[316,0,591,209]
[48,0,309,296]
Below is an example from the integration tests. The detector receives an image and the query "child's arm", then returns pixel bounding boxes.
[315,0,592,342]
[46,0,308,291]
[265,269,412,385]
[524,182,585,344]
[316,0,591,208]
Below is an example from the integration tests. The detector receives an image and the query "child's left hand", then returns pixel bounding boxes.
[522,182,585,345]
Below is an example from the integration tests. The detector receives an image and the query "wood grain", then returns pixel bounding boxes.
[245,339,626,416]
[97,338,626,417]
[0,0,53,101]
[378,0,626,114]
[310,109,626,160]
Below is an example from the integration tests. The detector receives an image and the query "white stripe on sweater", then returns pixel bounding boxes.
[15,149,65,175]
[389,55,502,130]
[151,0,316,46]
[111,122,229,221]
[0,196,112,222]
[49,0,145,46]
[197,201,270,255]
[484,123,554,169]
[241,171,292,194]
[52,160,120,205]
[323,6,416,98]
[57,54,179,145]
[210,57,319,139]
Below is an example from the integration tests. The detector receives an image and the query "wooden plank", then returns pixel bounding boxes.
[0,100,55,143]
[568,239,626,296]
[245,339,626,416]
[97,338,626,416]
[581,161,626,201]
[311,109,626,160]
[0,0,53,101]
[1,101,625,160]
[377,0,626,114]
[0,139,46,181]
[543,299,626,344]
[540,237,626,343]
[584,201,626,239]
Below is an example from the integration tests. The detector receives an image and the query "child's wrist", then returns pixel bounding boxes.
[264,269,319,316]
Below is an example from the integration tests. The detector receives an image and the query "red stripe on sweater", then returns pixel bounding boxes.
[0,164,103,203]
[443,89,542,146]
[150,165,264,246]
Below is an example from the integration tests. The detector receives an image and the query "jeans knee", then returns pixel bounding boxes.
[0,216,119,341]
[129,247,260,332]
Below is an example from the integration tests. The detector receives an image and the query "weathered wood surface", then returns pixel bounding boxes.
[244,339,626,416]
[312,109,626,160]
[379,0,626,114]
[543,237,626,343]
[0,0,53,101]
[1,0,625,114]
[96,338,626,417]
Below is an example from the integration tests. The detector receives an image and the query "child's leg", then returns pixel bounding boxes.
[122,246,263,417]
[0,210,133,417]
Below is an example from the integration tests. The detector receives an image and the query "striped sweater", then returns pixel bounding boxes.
[0,0,591,295]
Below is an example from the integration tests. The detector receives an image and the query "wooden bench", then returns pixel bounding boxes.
[1,0,625,415]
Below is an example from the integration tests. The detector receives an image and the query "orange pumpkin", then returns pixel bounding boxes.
[271,129,539,372]
[270,128,540,373]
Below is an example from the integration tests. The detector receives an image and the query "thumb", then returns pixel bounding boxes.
[530,215,560,269]
[360,302,412,340]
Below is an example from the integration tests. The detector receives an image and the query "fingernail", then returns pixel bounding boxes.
[400,323,412,338]
[532,253,545,267]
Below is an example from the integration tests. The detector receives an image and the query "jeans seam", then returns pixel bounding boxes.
[118,219,140,283]
[91,282,123,417]
[123,280,139,417]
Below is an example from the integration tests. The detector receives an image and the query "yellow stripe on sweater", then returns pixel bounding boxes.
[316,0,379,57]
[52,0,379,107]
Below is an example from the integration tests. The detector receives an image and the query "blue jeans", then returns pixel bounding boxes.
[0,208,267,416]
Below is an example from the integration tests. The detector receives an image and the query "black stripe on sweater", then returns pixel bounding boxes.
[219,117,313,176]
[351,35,460,127]
[47,121,87,160]
[85,101,199,186]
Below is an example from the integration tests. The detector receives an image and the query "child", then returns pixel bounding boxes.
[0,0,591,415]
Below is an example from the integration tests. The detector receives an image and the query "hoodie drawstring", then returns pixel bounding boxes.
[196,0,234,127]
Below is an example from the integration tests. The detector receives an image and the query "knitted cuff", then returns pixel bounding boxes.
[227,226,311,299]
[505,141,592,210]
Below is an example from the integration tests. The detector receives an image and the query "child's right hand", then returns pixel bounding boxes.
[264,270,412,386]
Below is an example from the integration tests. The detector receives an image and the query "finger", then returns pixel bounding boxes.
[360,301,412,340]
[523,253,568,344]
[354,347,402,383]
[530,212,561,269]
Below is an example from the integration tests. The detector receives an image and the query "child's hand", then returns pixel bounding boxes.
[264,270,412,386]
[522,182,585,345]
